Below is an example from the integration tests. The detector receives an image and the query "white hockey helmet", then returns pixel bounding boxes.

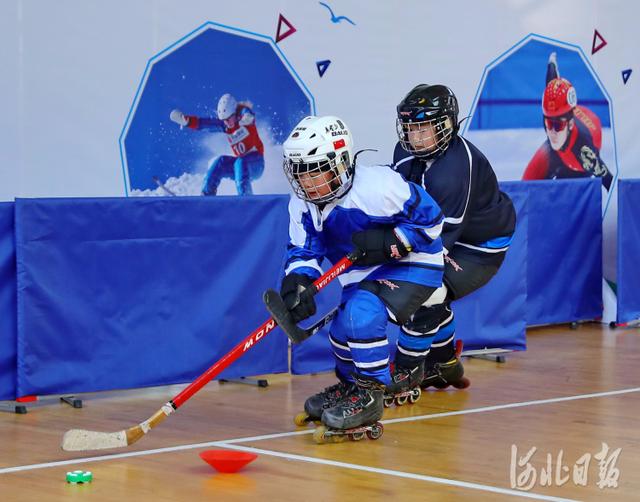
[283,116,355,204]
[217,93,237,120]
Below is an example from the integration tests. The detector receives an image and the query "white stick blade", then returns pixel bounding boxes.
[61,429,127,451]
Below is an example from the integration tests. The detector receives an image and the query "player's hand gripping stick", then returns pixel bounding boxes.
[263,249,363,344]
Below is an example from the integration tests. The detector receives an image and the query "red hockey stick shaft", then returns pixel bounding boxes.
[171,253,357,408]
[60,251,361,451]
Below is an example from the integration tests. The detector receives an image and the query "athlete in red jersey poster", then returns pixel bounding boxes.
[522,53,612,190]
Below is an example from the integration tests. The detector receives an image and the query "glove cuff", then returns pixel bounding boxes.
[393,227,412,253]
[281,272,314,296]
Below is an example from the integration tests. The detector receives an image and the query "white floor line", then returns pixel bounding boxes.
[221,429,312,443]
[224,386,640,442]
[2,385,638,477]
[220,443,578,502]
[382,385,640,425]
[0,440,230,474]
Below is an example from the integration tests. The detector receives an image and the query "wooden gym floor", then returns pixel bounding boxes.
[1,324,639,501]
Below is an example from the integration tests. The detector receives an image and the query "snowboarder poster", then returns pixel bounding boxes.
[121,23,313,197]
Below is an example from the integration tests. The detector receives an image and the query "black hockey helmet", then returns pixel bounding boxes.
[396,84,459,159]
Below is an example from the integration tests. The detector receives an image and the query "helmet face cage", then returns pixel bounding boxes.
[284,151,353,204]
[396,114,454,158]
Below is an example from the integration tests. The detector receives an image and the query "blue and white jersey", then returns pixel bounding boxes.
[285,164,445,288]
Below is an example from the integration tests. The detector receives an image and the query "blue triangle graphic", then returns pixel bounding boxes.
[316,60,331,78]
[622,69,632,85]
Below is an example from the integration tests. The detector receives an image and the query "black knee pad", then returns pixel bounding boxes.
[358,280,434,326]
[405,303,452,334]
[444,249,505,300]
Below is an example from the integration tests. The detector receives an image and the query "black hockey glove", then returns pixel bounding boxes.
[280,273,317,323]
[351,227,410,266]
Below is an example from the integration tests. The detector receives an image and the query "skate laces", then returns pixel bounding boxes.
[343,375,384,407]
[320,381,351,404]
[345,385,371,408]
[353,374,386,392]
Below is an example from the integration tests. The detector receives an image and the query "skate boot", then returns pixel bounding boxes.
[294,378,352,427]
[421,340,470,390]
[383,363,423,407]
[313,374,385,444]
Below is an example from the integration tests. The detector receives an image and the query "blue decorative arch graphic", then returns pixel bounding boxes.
[119,22,316,195]
[462,33,619,216]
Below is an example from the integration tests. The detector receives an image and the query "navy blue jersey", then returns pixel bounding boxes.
[393,136,516,255]
[285,164,445,289]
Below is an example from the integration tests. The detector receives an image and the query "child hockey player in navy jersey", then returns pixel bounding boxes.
[393,84,516,391]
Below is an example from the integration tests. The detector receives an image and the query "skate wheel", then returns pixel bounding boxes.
[294,412,311,427]
[383,396,394,408]
[409,387,421,404]
[313,425,328,444]
[366,423,384,440]
[395,395,408,406]
[313,425,345,444]
[350,431,366,441]
[453,377,471,389]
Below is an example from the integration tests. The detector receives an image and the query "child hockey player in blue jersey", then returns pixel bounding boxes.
[393,84,516,390]
[277,115,446,443]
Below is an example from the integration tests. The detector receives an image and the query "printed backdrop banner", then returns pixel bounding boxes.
[617,180,640,324]
[0,203,16,401]
[122,24,313,197]
[14,196,290,397]
[2,1,638,202]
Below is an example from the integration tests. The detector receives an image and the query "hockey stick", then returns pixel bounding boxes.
[61,251,359,452]
[263,249,362,343]
[263,303,339,344]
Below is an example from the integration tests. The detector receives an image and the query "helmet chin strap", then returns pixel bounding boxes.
[353,148,377,167]
[457,115,471,128]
